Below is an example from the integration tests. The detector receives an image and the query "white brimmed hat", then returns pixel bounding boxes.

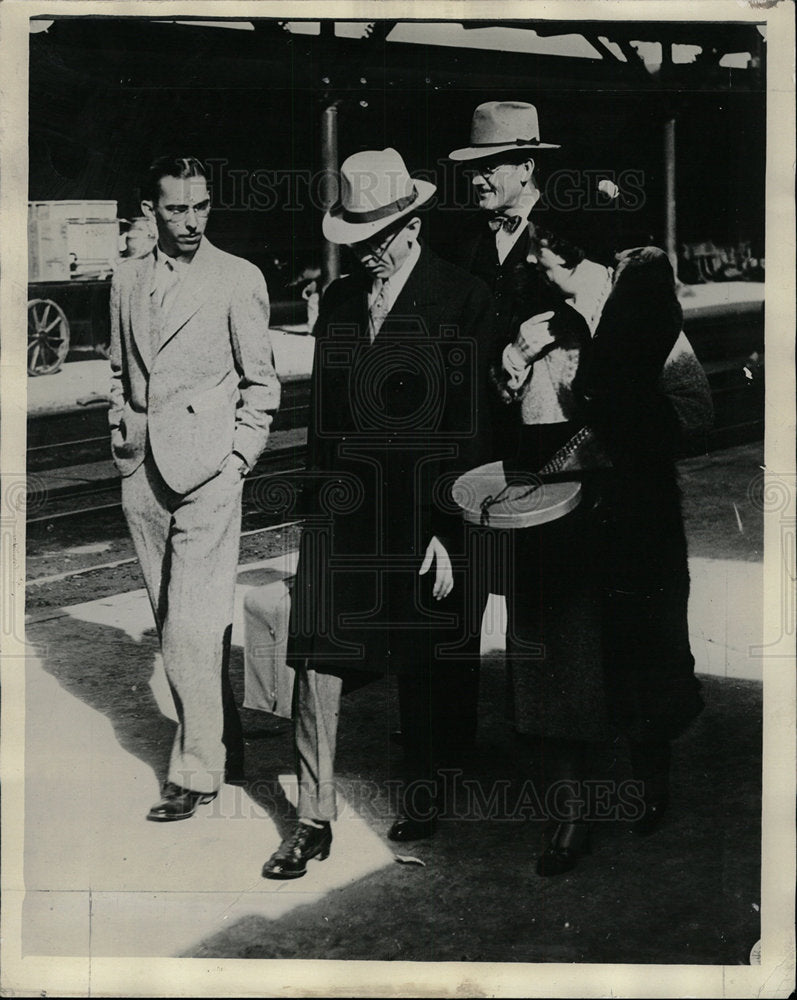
[449,101,560,161]
[322,148,436,245]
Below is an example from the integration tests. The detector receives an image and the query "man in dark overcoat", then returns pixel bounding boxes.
[262,148,494,879]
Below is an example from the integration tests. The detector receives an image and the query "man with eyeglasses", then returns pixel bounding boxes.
[439,102,565,757]
[109,155,280,822]
[262,148,493,878]
[449,102,563,418]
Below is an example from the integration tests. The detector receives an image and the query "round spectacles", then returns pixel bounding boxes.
[465,162,513,180]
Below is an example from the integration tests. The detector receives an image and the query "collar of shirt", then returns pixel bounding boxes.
[367,239,421,314]
[152,244,189,294]
[494,188,540,264]
[566,260,614,335]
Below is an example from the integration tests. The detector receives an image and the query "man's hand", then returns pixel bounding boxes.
[511,310,556,364]
[223,452,249,479]
[419,536,453,600]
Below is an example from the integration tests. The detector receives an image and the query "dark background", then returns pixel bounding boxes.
[29,18,766,296]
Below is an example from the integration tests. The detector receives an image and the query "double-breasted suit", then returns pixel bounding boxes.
[109,237,281,792]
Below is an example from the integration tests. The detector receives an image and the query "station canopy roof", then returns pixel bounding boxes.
[279,19,764,69]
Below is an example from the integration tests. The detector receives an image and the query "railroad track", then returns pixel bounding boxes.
[26,429,308,531]
[26,518,301,589]
[26,375,310,532]
[24,355,762,529]
[27,376,310,471]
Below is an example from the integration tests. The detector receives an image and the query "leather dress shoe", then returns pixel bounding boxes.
[262,822,332,879]
[536,822,591,877]
[147,782,217,822]
[387,815,438,842]
[633,792,670,837]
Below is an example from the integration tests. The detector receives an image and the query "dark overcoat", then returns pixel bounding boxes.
[496,249,705,743]
[287,245,494,676]
[581,247,705,740]
[448,215,561,461]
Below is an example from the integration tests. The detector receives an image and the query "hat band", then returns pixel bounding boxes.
[468,138,541,147]
[340,185,419,224]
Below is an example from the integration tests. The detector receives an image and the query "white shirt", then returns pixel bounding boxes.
[495,188,540,265]
[152,244,190,311]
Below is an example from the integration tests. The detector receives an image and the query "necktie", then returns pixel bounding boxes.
[369,277,390,342]
[488,213,522,234]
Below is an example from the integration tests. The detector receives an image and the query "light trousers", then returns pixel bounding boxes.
[122,451,244,793]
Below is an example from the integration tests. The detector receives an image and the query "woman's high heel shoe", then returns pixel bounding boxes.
[536,821,592,877]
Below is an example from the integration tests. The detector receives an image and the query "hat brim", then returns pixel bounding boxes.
[449,142,560,161]
[322,179,436,245]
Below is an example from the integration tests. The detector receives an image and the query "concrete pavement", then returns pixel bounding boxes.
[22,552,396,958]
[16,542,765,958]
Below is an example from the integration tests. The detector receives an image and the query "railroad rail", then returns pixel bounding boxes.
[26,429,307,532]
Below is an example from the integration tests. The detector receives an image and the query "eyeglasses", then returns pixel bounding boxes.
[464,162,514,180]
[350,224,403,261]
[161,199,211,220]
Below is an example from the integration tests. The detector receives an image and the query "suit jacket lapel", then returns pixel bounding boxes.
[503,224,531,268]
[383,245,435,333]
[157,237,219,353]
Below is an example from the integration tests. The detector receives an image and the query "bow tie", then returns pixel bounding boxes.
[488,213,523,234]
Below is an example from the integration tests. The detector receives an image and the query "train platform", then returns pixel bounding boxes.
[26,328,314,419]
[13,537,767,966]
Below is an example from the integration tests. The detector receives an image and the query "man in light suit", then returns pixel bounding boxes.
[109,156,281,821]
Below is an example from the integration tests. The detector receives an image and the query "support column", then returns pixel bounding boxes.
[664,117,678,277]
[320,103,341,290]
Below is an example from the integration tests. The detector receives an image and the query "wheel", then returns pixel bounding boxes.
[27,298,70,375]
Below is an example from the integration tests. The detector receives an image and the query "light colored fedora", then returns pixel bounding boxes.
[322,148,436,245]
[449,101,560,161]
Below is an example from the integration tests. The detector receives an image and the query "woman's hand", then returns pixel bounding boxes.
[419,535,453,600]
[512,310,556,363]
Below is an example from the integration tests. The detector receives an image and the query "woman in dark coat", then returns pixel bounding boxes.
[577,245,705,830]
[493,228,704,875]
